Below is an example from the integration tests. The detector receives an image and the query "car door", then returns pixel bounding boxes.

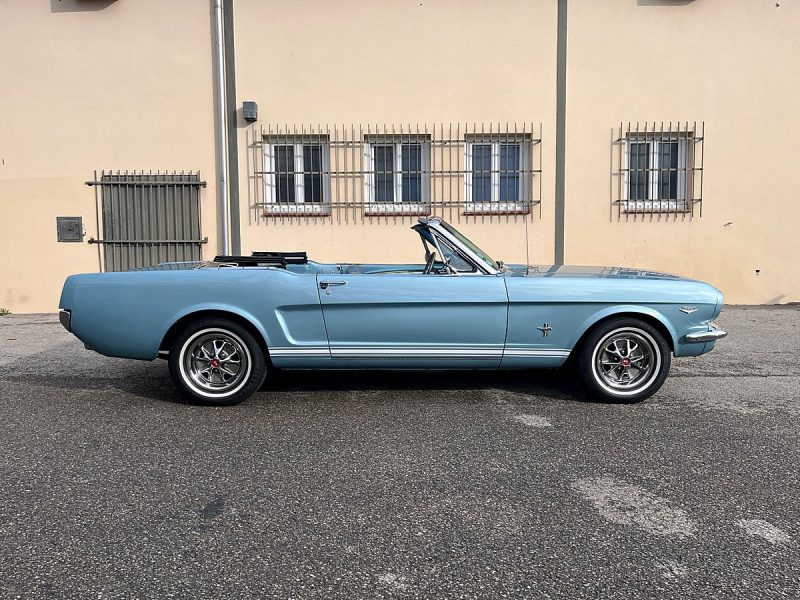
[317,272,508,368]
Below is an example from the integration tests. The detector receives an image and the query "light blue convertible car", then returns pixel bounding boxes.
[59,217,726,405]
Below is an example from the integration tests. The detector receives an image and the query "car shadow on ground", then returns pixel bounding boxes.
[2,339,594,406]
[8,365,594,407]
[262,367,591,403]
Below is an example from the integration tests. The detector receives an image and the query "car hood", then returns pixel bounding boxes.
[504,264,684,280]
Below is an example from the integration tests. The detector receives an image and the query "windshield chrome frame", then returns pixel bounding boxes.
[418,217,500,275]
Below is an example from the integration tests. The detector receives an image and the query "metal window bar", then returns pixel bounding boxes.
[86,170,207,272]
[612,121,704,221]
[250,122,542,225]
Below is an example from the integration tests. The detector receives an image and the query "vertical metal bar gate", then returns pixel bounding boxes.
[86,170,208,272]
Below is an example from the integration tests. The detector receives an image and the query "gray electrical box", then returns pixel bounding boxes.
[243,101,258,122]
[57,217,83,242]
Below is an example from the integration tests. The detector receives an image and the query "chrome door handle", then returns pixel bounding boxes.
[319,280,347,290]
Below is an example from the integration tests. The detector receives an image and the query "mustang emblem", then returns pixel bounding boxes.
[679,306,698,314]
[537,323,552,337]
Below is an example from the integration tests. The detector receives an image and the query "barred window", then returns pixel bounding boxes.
[465,136,532,213]
[264,136,330,214]
[626,136,687,208]
[615,122,704,218]
[363,136,431,213]
[253,124,541,223]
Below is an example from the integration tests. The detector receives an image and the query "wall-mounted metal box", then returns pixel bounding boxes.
[243,101,258,122]
[57,217,83,242]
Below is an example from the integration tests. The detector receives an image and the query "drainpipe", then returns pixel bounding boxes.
[223,0,241,255]
[213,0,230,256]
[554,0,567,266]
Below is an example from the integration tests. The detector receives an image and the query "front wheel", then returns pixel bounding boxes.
[577,318,671,403]
[168,318,267,406]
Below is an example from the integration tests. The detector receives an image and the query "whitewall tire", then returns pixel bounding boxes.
[168,318,267,406]
[577,317,671,403]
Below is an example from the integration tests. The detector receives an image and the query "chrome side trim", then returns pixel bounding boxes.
[269,346,330,358]
[503,349,571,357]
[270,346,571,360]
[332,349,503,358]
[685,323,728,342]
[269,346,573,360]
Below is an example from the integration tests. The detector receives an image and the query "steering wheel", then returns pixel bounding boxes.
[423,250,437,274]
[439,256,456,275]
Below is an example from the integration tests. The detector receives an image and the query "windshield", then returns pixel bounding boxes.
[436,238,477,273]
[439,221,500,271]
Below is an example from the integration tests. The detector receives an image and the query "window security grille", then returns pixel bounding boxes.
[264,138,330,214]
[363,135,431,212]
[613,122,704,220]
[85,170,207,272]
[248,123,542,224]
[465,135,532,214]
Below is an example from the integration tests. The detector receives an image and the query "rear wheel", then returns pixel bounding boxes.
[168,318,267,406]
[577,317,671,403]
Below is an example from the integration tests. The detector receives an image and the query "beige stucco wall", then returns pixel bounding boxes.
[1,0,797,312]
[231,0,558,269]
[0,0,218,313]
[565,0,799,304]
[232,0,798,304]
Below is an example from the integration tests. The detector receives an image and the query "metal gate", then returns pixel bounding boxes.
[87,170,208,272]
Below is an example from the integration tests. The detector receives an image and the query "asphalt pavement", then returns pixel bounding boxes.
[0,307,798,599]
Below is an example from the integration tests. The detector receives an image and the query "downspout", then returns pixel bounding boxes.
[223,0,241,255]
[213,0,230,255]
[554,0,568,265]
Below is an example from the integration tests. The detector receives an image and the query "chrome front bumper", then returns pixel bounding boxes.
[685,322,727,343]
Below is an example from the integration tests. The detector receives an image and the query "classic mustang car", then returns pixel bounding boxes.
[59,217,726,405]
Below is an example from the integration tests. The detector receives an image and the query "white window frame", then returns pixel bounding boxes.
[464,139,531,214]
[363,139,430,215]
[623,137,689,213]
[264,140,330,214]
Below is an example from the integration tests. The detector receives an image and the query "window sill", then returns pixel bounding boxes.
[363,203,430,217]
[261,204,331,217]
[620,200,690,214]
[463,202,531,216]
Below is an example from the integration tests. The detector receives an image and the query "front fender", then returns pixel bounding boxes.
[571,305,679,353]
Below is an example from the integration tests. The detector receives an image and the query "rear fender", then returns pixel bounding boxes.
[160,304,273,352]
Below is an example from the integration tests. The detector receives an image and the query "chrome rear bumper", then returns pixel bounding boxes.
[685,322,727,342]
[59,309,71,332]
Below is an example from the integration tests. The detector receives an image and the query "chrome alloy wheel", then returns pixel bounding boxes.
[591,328,661,396]
[179,328,252,398]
